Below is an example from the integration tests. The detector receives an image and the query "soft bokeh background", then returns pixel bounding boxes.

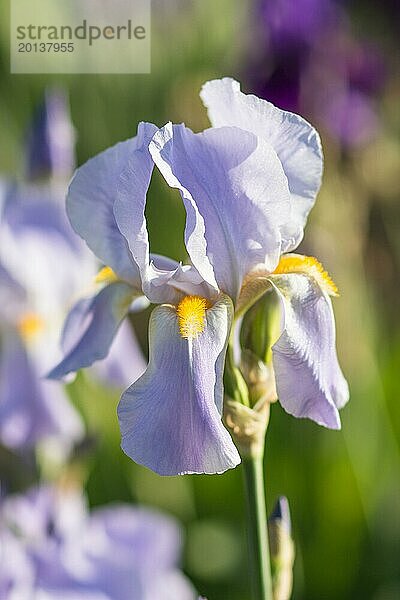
[1,1,399,598]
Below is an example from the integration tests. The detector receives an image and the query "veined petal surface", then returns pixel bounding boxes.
[201,77,323,249]
[150,123,291,301]
[118,295,240,475]
[48,282,135,380]
[269,273,349,429]
[114,126,209,304]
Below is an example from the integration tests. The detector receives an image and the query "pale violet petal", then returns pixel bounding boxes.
[118,295,240,475]
[200,78,323,249]
[93,319,147,389]
[147,123,218,296]
[150,123,291,300]
[145,257,213,304]
[48,282,135,380]
[0,332,83,450]
[270,273,349,429]
[114,125,209,304]
[0,260,27,323]
[66,134,149,285]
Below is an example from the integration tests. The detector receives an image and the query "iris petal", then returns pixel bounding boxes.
[66,131,154,285]
[0,332,83,450]
[0,260,27,322]
[114,125,208,304]
[269,272,349,429]
[150,123,291,301]
[48,282,136,380]
[118,295,240,475]
[93,319,147,388]
[200,77,323,251]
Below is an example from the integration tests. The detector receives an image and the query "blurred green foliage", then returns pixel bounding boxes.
[1,1,399,599]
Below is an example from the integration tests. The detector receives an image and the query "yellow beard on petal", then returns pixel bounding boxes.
[176,295,210,339]
[94,266,119,285]
[273,254,339,296]
[17,312,45,342]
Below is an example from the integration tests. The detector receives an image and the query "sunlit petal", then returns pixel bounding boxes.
[66,132,152,285]
[201,77,323,250]
[48,282,136,380]
[269,272,349,429]
[150,123,291,300]
[114,125,209,304]
[118,295,240,475]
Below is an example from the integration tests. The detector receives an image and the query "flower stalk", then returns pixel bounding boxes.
[225,395,273,599]
[243,453,273,600]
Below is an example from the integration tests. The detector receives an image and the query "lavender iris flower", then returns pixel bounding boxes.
[25,87,76,182]
[0,185,89,452]
[1,90,146,455]
[50,78,348,476]
[0,485,196,600]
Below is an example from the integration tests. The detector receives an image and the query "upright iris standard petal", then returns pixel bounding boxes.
[149,123,291,300]
[118,295,240,475]
[114,125,209,304]
[269,272,349,429]
[200,77,323,248]
[66,131,156,285]
[48,282,136,380]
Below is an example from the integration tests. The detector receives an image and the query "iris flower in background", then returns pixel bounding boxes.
[0,185,90,453]
[0,90,147,456]
[50,77,348,476]
[0,89,87,453]
[248,0,386,148]
[22,88,147,391]
[0,485,196,600]
[0,97,81,448]
[24,87,76,183]
[0,183,147,454]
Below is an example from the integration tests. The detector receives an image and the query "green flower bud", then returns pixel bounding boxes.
[223,397,270,459]
[240,349,278,406]
[240,290,281,365]
[268,496,295,600]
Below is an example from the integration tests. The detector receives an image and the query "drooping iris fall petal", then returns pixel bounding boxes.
[269,270,349,429]
[48,282,136,380]
[118,295,240,475]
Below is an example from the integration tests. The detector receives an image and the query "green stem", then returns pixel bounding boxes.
[242,455,273,600]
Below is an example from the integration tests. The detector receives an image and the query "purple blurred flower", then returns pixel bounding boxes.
[0,485,196,600]
[249,0,385,148]
[25,87,76,182]
[50,78,348,477]
[260,0,339,50]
